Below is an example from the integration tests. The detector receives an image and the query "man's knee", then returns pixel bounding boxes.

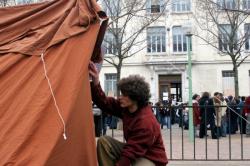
[97,136,111,146]
[132,158,155,166]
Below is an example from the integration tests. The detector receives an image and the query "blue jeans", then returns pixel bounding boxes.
[102,116,108,135]
[221,116,227,137]
[161,116,171,129]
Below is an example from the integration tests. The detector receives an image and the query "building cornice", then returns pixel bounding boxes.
[102,60,250,67]
[144,60,250,66]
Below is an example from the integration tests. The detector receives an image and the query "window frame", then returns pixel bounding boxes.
[222,70,235,96]
[146,0,165,14]
[172,0,191,13]
[243,0,250,10]
[16,0,39,4]
[222,70,235,77]
[244,23,250,51]
[147,26,166,53]
[103,29,121,55]
[104,73,117,97]
[218,24,238,52]
[102,0,121,17]
[172,26,192,53]
[217,0,237,10]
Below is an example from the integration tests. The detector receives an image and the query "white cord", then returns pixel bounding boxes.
[41,53,67,140]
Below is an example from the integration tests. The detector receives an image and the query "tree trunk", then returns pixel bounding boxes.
[116,64,121,97]
[233,64,239,98]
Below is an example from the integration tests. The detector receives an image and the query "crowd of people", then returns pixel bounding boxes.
[153,100,189,130]
[194,92,250,139]
[153,93,250,139]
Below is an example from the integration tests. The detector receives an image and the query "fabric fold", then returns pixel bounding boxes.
[0,0,108,165]
[0,0,104,56]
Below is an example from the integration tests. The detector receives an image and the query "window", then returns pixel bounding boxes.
[102,0,121,16]
[218,24,237,52]
[249,70,250,94]
[222,71,235,96]
[147,27,166,53]
[172,26,192,53]
[245,24,250,50]
[146,0,165,13]
[16,0,39,4]
[222,70,234,77]
[243,0,250,10]
[104,74,117,97]
[103,29,120,55]
[217,0,237,10]
[172,0,191,12]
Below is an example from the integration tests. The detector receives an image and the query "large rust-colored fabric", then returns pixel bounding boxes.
[0,0,107,165]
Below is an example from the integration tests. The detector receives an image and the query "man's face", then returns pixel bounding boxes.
[216,94,221,100]
[118,94,135,108]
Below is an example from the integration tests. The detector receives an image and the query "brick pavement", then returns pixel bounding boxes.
[105,124,250,166]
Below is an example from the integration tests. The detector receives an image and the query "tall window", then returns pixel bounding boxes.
[218,24,237,52]
[104,74,117,97]
[172,0,191,12]
[146,0,165,13]
[172,26,192,53]
[103,29,120,55]
[243,0,250,10]
[102,0,121,16]
[222,71,235,96]
[245,24,250,50]
[217,0,237,10]
[147,27,166,53]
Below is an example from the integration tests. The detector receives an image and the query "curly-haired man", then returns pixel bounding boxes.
[89,62,168,166]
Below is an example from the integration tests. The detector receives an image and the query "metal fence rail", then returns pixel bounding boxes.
[93,104,250,161]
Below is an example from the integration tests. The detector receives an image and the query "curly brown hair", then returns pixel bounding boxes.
[118,75,151,108]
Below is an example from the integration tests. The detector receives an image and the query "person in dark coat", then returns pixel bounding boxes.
[199,92,217,139]
[226,95,238,134]
[238,96,246,134]
[154,101,162,124]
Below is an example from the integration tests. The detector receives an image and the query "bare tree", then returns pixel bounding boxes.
[101,0,169,96]
[194,0,250,97]
[0,0,43,7]
[0,0,13,7]
[15,0,41,5]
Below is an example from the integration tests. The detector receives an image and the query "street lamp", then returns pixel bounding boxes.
[183,23,194,142]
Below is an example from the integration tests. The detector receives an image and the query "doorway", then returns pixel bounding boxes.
[159,75,182,103]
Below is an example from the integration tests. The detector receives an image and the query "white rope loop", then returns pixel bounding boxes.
[41,53,67,140]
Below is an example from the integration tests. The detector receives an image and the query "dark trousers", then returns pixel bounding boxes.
[239,115,246,134]
[199,118,217,139]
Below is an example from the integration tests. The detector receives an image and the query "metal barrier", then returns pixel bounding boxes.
[94,104,250,161]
